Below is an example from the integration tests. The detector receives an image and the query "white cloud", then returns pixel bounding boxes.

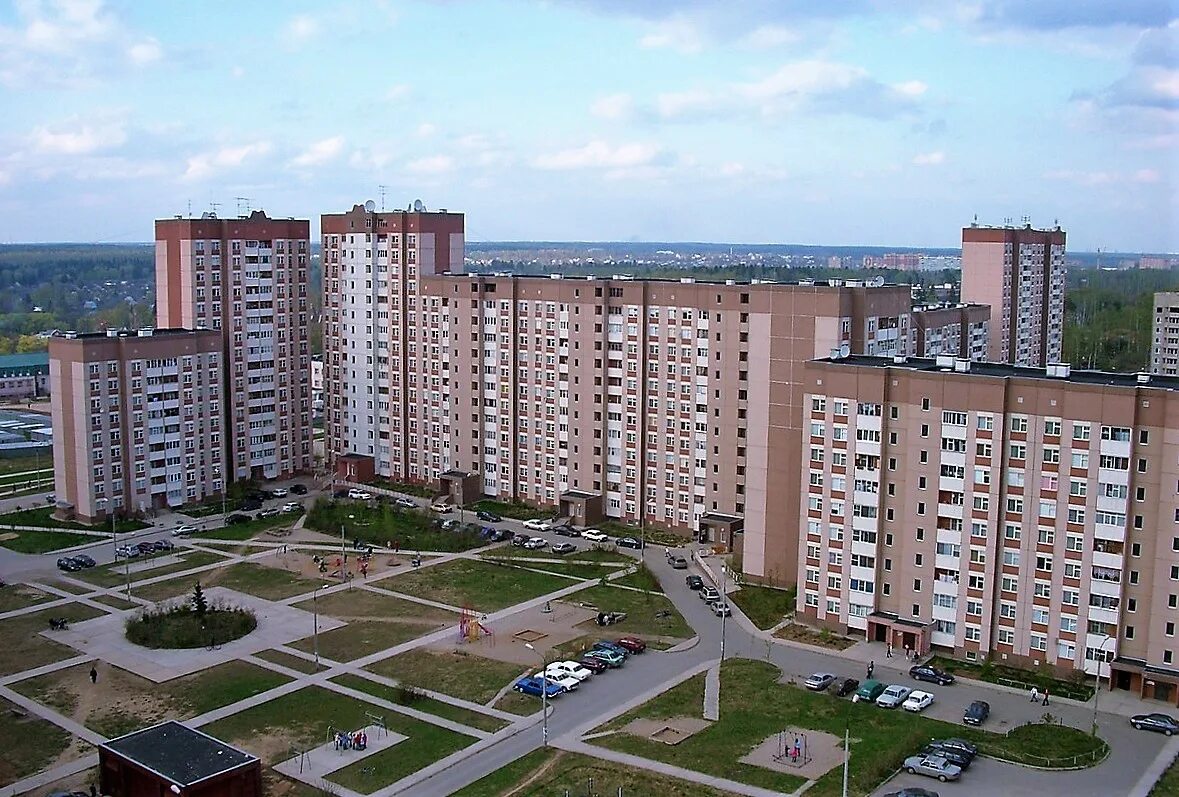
[656,88,723,119]
[291,136,344,168]
[719,161,746,177]
[416,122,437,138]
[912,150,945,165]
[1043,169,1119,186]
[284,14,318,43]
[533,140,663,171]
[405,155,454,175]
[183,141,272,181]
[591,93,633,120]
[31,118,126,154]
[126,37,161,65]
[744,24,799,49]
[385,83,411,102]
[639,17,704,53]
[1134,168,1162,182]
[893,80,928,97]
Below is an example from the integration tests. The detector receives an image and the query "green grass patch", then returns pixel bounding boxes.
[253,648,322,674]
[367,648,528,705]
[0,696,73,786]
[0,455,47,475]
[0,506,147,532]
[596,520,685,547]
[468,499,550,520]
[189,514,296,541]
[133,561,323,604]
[0,529,101,553]
[387,559,573,613]
[327,710,475,794]
[479,557,609,581]
[372,479,435,498]
[306,499,484,553]
[181,498,242,518]
[288,620,441,663]
[76,549,226,588]
[293,588,458,624]
[330,673,509,733]
[569,584,692,639]
[0,603,104,675]
[89,593,137,610]
[125,604,257,649]
[0,583,53,612]
[612,562,660,592]
[926,654,1095,702]
[492,690,538,716]
[494,546,634,564]
[1151,753,1179,796]
[39,578,92,594]
[773,622,857,650]
[729,584,796,630]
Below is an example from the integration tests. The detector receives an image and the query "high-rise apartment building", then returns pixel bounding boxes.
[50,328,225,523]
[798,354,1179,703]
[155,211,312,481]
[961,222,1066,367]
[910,303,991,360]
[320,203,466,482]
[1150,292,1179,376]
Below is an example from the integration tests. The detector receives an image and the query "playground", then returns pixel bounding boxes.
[440,600,600,667]
[260,547,419,584]
[740,728,844,780]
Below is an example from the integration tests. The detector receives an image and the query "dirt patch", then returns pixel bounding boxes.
[253,549,416,585]
[773,622,857,650]
[0,532,18,542]
[621,716,712,744]
[740,728,844,780]
[248,729,306,767]
[433,602,599,667]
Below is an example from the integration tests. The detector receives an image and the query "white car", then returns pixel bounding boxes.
[536,671,580,693]
[523,537,547,550]
[875,684,913,708]
[171,524,197,537]
[430,502,453,513]
[281,501,302,513]
[522,518,552,531]
[545,661,594,682]
[902,690,935,713]
[394,497,416,508]
[581,529,608,542]
[271,488,288,498]
[348,489,373,500]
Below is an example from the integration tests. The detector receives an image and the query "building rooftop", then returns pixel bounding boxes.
[821,355,1179,391]
[102,721,257,787]
[446,273,903,289]
[0,352,49,375]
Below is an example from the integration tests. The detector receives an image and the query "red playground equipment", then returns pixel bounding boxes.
[458,605,493,643]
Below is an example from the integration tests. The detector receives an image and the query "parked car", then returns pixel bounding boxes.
[240,497,263,511]
[577,655,610,673]
[171,524,197,537]
[348,489,373,500]
[227,513,251,525]
[616,636,647,654]
[271,488,289,498]
[72,554,96,567]
[804,673,838,692]
[552,525,580,537]
[281,501,302,513]
[546,661,594,682]
[332,490,350,499]
[475,510,502,522]
[56,557,82,572]
[430,502,452,513]
[593,640,630,658]
[1132,713,1179,735]
[903,690,935,713]
[685,574,704,590]
[584,648,625,668]
[910,664,955,686]
[290,483,308,495]
[853,679,885,702]
[511,533,531,547]
[616,536,644,549]
[920,743,972,770]
[135,541,156,554]
[394,497,416,508]
[963,700,990,726]
[926,738,978,759]
[711,602,732,617]
[876,685,913,709]
[490,528,514,542]
[883,788,941,797]
[153,539,175,551]
[581,529,608,543]
[440,519,460,531]
[537,671,580,693]
[670,556,689,569]
[513,676,563,698]
[834,677,859,697]
[902,755,961,783]
[699,586,721,603]
[115,545,140,559]
[522,518,552,531]
[523,537,548,550]
[551,542,577,555]
[258,507,281,519]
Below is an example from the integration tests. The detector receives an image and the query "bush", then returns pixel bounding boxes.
[125,600,256,649]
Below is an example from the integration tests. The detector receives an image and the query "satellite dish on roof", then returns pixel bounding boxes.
[364,199,376,212]
[869,275,886,288]
[413,198,426,212]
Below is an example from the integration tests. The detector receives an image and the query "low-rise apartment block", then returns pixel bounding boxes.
[50,328,225,523]
[910,303,990,360]
[1151,292,1179,376]
[798,354,1179,703]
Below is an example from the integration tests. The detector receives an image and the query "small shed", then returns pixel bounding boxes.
[99,721,261,797]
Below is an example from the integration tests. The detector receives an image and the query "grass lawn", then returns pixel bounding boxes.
[0,455,46,475]
[367,648,528,705]
[386,559,573,613]
[253,648,322,674]
[0,583,53,613]
[612,562,661,592]
[492,690,538,716]
[927,654,1095,702]
[288,620,441,662]
[181,497,242,518]
[306,499,484,553]
[569,584,693,639]
[0,529,101,553]
[76,549,227,588]
[469,499,550,520]
[773,622,857,650]
[496,547,634,565]
[372,479,435,498]
[0,696,73,787]
[596,520,686,548]
[189,514,297,541]
[1152,753,1179,796]
[592,659,1106,797]
[0,506,148,532]
[89,594,137,610]
[451,748,745,797]
[327,710,476,794]
[134,561,322,603]
[729,584,796,630]
[0,603,104,675]
[330,673,509,733]
[480,557,611,581]
[293,588,458,624]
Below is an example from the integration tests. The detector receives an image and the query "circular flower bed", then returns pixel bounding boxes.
[125,604,257,649]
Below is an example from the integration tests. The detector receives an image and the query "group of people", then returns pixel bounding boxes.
[333,730,368,751]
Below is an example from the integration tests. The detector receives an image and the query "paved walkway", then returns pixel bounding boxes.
[703,664,721,721]
[1131,737,1179,797]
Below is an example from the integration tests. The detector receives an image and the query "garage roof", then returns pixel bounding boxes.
[102,721,257,786]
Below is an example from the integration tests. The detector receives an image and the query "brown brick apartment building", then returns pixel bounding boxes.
[798,354,1179,703]
[910,303,991,360]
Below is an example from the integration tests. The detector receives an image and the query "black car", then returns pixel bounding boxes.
[512,533,531,546]
[240,497,263,511]
[476,510,502,523]
[617,536,644,549]
[1132,713,1179,735]
[290,483,308,495]
[920,743,972,770]
[685,574,704,590]
[833,677,859,697]
[963,700,990,726]
[73,554,96,568]
[488,528,513,542]
[332,489,350,499]
[227,513,252,525]
[55,556,81,572]
[927,738,977,760]
[910,664,955,686]
[577,655,609,674]
[552,525,581,537]
[883,788,941,797]
[154,539,175,551]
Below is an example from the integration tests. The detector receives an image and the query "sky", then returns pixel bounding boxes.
[0,0,1176,251]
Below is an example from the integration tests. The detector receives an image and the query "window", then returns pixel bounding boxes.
[1036,554,1053,572]
[1003,550,1020,566]
[976,414,993,431]
[1072,423,1090,441]
[1010,416,1028,433]
[1044,419,1061,436]
[1071,452,1089,469]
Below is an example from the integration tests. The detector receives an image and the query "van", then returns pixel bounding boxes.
[854,679,885,703]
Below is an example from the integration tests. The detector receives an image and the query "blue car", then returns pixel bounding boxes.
[513,676,563,698]
[593,640,630,658]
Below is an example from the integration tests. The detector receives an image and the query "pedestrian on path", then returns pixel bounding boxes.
[89,665,98,684]
[867,661,875,679]
[1042,688,1050,706]
[90,784,96,797]
[885,643,893,658]
[1029,686,1039,702]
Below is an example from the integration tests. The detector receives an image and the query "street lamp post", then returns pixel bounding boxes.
[213,466,226,530]
[312,583,329,670]
[719,559,729,664]
[525,642,548,747]
[1092,635,1116,735]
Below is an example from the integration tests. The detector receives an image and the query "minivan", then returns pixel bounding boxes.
[854,679,886,703]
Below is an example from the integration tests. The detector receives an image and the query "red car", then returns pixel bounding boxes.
[616,636,647,654]
[577,655,609,674]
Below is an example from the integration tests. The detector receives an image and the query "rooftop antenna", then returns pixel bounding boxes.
[235,196,251,217]
[187,199,192,218]
[1022,214,1031,227]
[971,213,978,227]
[378,184,389,211]
[209,201,221,217]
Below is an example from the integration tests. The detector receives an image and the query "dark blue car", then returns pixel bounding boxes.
[593,640,630,658]
[513,676,563,698]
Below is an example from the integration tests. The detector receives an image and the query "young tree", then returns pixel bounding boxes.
[191,583,208,619]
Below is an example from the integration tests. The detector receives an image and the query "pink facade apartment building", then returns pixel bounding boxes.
[909,303,991,360]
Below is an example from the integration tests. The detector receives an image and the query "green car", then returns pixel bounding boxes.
[854,679,885,702]
[585,648,625,668]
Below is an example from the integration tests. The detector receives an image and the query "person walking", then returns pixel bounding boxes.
[1029,686,1039,703]
[867,661,875,679]
[1042,688,1050,706]
[885,643,893,659]
[89,665,98,684]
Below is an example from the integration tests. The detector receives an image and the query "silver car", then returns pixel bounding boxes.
[875,684,912,708]
[902,754,962,782]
